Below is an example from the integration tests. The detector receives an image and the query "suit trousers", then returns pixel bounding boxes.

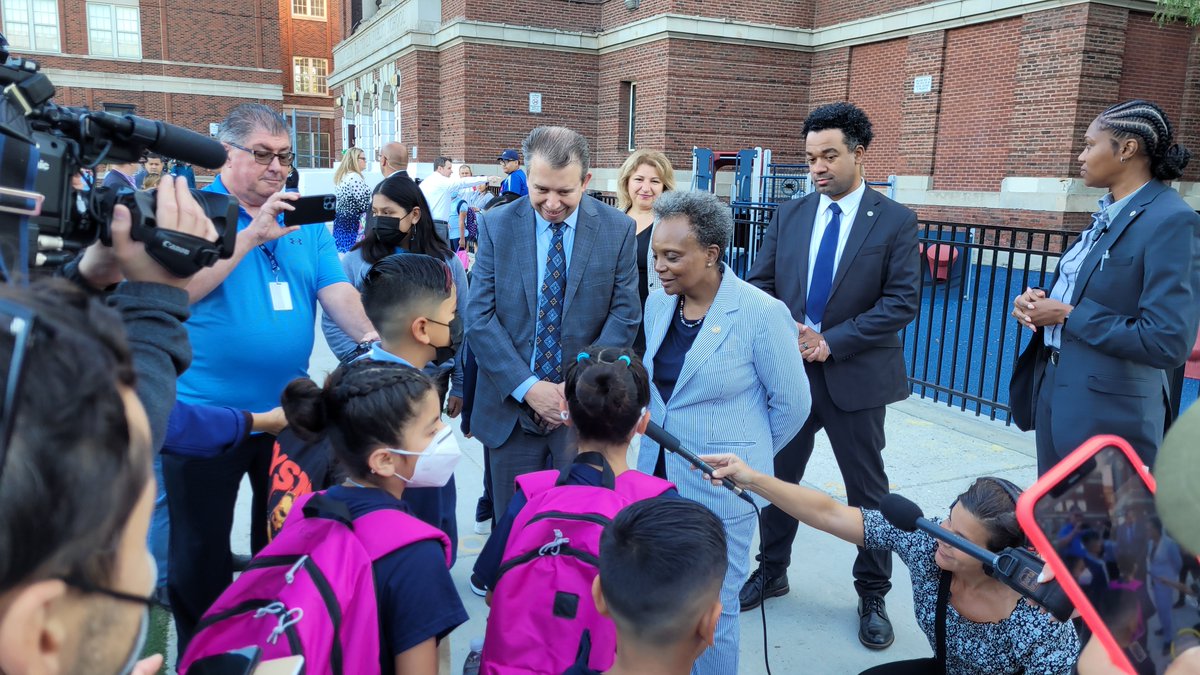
[488,421,577,518]
[694,510,755,675]
[164,432,275,653]
[1034,359,1060,475]
[757,363,893,598]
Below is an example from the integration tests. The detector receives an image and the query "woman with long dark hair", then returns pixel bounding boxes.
[322,174,469,415]
[1010,99,1200,474]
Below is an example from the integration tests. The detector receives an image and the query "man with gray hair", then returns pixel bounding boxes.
[466,125,641,522]
[163,103,377,650]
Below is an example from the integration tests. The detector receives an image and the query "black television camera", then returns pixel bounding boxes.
[0,36,236,279]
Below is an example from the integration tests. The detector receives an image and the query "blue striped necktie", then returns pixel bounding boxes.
[533,222,567,382]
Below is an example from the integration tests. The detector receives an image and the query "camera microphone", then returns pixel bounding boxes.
[643,421,755,506]
[88,113,228,169]
[880,493,1075,621]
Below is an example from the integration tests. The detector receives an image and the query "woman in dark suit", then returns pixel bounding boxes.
[1010,99,1199,473]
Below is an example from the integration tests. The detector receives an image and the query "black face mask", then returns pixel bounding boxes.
[369,215,412,248]
[433,314,463,366]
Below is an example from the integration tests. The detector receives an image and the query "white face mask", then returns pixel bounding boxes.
[1077,569,1094,586]
[387,426,462,488]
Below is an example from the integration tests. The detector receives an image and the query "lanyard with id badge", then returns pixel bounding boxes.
[261,244,293,311]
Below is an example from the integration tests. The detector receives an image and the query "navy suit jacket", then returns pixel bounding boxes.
[746,186,921,411]
[1010,181,1200,463]
[465,194,641,448]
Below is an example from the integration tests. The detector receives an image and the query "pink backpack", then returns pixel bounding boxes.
[480,454,674,674]
[180,491,451,675]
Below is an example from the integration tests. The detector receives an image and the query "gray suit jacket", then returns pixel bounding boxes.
[1010,181,1200,464]
[465,194,641,448]
[746,186,921,411]
[637,267,810,519]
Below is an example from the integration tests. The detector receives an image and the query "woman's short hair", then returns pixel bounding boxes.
[616,150,676,212]
[652,190,733,251]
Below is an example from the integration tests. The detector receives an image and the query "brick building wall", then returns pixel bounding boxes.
[847,38,906,181]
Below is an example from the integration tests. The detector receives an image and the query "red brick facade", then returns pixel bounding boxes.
[329,0,1198,228]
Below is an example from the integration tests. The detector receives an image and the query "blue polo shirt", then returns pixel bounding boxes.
[177,175,348,412]
[501,168,528,197]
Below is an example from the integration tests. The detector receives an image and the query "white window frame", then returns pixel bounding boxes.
[293,57,329,95]
[291,0,325,20]
[2,0,61,53]
[626,82,637,152]
[87,0,142,59]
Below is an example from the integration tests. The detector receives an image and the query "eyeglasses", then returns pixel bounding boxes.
[0,299,38,486]
[58,552,164,610]
[227,142,295,166]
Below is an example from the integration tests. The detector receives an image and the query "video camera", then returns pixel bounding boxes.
[0,36,236,279]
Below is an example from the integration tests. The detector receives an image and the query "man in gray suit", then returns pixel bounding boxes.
[743,102,920,650]
[466,125,641,518]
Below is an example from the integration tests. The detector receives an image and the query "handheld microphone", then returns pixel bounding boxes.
[644,421,755,505]
[88,112,229,169]
[880,494,1075,622]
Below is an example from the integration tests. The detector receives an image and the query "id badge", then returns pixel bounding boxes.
[269,281,293,311]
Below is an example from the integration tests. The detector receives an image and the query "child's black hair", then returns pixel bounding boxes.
[599,499,728,644]
[281,359,436,477]
[565,345,649,445]
[361,253,453,344]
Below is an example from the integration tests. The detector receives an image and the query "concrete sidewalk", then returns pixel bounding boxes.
[209,335,1042,674]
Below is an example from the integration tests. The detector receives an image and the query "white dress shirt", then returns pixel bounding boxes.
[420,170,488,223]
[805,179,867,330]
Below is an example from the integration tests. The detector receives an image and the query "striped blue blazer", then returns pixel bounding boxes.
[637,265,811,518]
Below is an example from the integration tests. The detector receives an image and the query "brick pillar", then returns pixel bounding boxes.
[809,47,850,108]
[1005,4,1126,178]
[398,50,442,163]
[1178,26,1200,182]
[898,30,945,176]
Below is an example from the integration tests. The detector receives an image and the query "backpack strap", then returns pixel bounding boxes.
[289,490,453,567]
[615,470,675,501]
[513,469,561,501]
[935,571,952,672]
[559,452,615,489]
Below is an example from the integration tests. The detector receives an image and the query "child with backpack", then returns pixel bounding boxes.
[565,498,728,675]
[472,346,678,674]
[179,360,468,675]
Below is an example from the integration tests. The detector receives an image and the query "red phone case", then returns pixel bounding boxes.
[1015,434,1157,675]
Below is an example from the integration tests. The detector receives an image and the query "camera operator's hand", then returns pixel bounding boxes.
[240,191,300,248]
[111,174,219,288]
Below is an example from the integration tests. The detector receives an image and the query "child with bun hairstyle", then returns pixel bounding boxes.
[280,359,468,675]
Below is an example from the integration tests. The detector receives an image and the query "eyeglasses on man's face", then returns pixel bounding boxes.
[227,142,295,166]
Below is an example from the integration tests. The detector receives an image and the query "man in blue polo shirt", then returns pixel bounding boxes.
[163,103,378,651]
[498,148,528,196]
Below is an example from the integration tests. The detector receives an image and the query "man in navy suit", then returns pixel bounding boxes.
[466,126,641,518]
[744,102,920,650]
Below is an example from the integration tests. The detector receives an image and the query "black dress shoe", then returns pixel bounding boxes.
[858,596,895,650]
[739,567,789,612]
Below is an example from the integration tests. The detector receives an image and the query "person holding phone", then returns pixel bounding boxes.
[703,454,1080,675]
[1010,99,1200,474]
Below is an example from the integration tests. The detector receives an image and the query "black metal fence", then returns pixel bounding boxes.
[727,206,1078,424]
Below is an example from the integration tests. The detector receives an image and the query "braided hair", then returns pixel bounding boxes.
[1098,99,1191,181]
[281,360,436,477]
[565,345,650,445]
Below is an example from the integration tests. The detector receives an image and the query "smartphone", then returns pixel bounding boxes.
[187,646,261,675]
[254,656,305,675]
[1017,435,1192,674]
[282,194,337,226]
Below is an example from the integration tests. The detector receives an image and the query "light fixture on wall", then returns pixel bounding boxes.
[371,81,380,95]
[334,96,343,107]
[391,73,401,88]
[624,0,638,8]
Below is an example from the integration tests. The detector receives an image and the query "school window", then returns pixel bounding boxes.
[2,0,61,53]
[87,2,142,59]
[625,81,637,151]
[295,132,331,168]
[291,0,325,19]
[293,57,329,95]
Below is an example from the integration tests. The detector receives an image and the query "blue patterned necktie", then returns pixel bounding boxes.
[806,202,842,325]
[533,222,567,383]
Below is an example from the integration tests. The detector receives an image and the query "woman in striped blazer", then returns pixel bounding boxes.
[638,189,811,675]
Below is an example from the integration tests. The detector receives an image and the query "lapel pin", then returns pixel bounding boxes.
[1130,211,1137,217]
[712,326,721,334]
[867,211,874,217]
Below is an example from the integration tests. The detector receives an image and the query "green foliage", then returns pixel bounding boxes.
[1156,0,1200,26]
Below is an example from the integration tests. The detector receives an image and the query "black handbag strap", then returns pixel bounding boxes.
[935,572,952,669]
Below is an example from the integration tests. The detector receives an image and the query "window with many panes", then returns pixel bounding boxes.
[293,57,328,95]
[87,2,141,59]
[291,0,325,19]
[2,0,61,53]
